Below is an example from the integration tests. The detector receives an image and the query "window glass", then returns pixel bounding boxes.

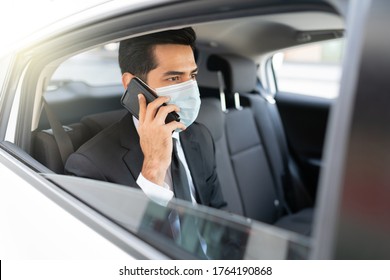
[273,39,344,99]
[46,174,311,260]
[50,43,121,87]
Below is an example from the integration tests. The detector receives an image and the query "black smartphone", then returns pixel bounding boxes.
[120,77,180,124]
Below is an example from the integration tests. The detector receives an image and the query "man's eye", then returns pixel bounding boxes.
[167,76,180,81]
[191,73,198,80]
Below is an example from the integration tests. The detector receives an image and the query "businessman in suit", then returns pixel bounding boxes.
[65,27,226,209]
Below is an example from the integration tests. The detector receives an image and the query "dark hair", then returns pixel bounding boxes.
[118,27,196,81]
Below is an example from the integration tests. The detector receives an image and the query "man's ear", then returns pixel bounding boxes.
[121,72,135,90]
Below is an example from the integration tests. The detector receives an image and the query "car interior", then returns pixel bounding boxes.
[0,2,344,245]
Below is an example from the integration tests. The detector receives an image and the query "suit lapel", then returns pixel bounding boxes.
[180,124,207,204]
[120,114,144,183]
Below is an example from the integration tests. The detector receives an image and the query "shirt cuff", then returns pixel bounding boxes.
[136,173,174,206]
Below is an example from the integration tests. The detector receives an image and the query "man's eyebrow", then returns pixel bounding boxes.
[162,68,198,76]
[162,71,184,76]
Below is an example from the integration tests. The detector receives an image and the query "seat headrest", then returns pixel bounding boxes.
[196,98,224,141]
[207,54,257,93]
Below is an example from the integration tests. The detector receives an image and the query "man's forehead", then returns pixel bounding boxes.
[153,44,196,72]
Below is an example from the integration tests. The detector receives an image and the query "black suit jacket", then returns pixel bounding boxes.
[65,113,226,209]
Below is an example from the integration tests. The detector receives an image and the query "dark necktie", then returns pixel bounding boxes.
[169,138,209,258]
[171,138,192,201]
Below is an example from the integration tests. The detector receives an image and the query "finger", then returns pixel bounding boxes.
[145,96,171,122]
[165,121,186,132]
[154,104,180,124]
[138,94,147,124]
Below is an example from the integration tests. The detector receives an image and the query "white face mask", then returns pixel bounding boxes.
[155,79,201,130]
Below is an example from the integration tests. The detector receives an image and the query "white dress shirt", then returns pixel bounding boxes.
[133,117,197,206]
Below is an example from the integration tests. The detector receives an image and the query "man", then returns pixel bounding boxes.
[65,27,226,209]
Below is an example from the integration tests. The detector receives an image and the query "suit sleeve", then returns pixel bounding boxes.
[65,152,108,181]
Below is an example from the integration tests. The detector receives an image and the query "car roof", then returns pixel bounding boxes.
[4,0,343,57]
[194,11,343,58]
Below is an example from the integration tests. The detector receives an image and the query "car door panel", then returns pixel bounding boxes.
[275,91,333,195]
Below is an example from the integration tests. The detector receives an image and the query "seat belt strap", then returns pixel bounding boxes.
[43,98,74,166]
[258,86,313,210]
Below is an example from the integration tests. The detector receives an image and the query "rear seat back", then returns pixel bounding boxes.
[81,109,127,136]
[225,108,281,223]
[241,92,313,211]
[33,108,127,173]
[40,81,123,129]
[196,98,244,215]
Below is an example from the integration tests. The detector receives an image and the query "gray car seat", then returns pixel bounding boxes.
[206,53,314,235]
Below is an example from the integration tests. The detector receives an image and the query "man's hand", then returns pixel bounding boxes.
[138,94,186,186]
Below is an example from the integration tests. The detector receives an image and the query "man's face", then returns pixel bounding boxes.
[146,44,198,89]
